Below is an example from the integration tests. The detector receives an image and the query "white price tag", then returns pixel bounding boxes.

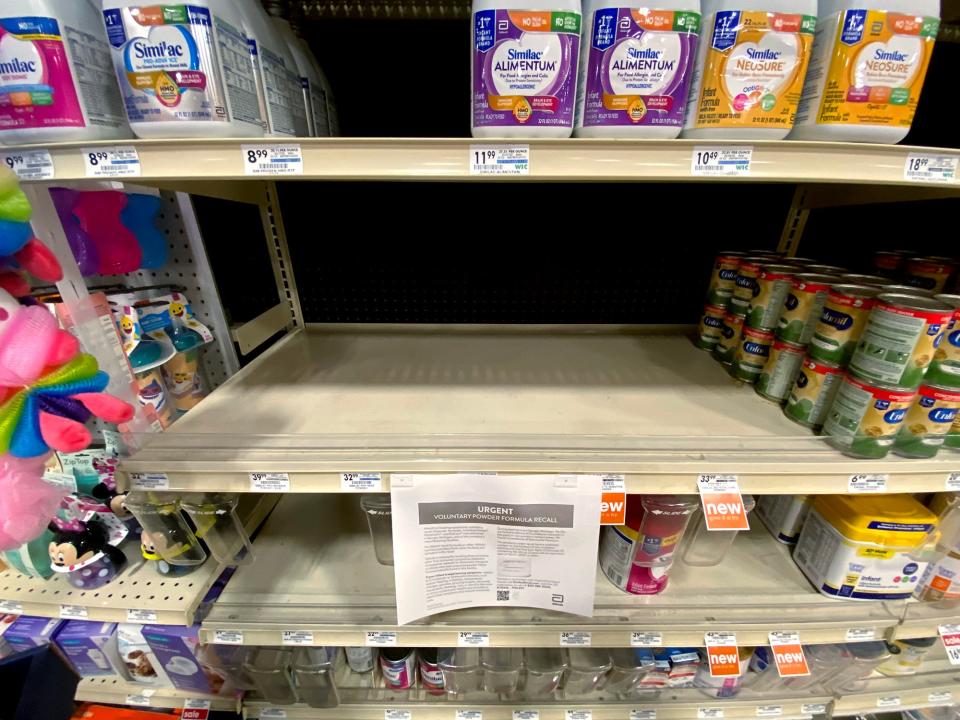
[1,149,54,180]
[939,624,960,665]
[845,626,876,642]
[470,145,529,176]
[0,600,23,614]
[698,709,724,720]
[282,630,315,646]
[631,632,663,647]
[341,472,383,492]
[260,710,287,720]
[905,154,958,183]
[182,699,211,720]
[126,609,158,623]
[756,707,783,717]
[630,711,656,720]
[456,712,482,720]
[565,712,591,720]
[691,147,752,177]
[213,630,244,645]
[876,696,901,708]
[130,472,169,490]
[59,604,88,619]
[366,631,398,646]
[82,146,140,177]
[847,474,888,493]
[947,473,960,491]
[458,631,490,647]
[705,631,737,646]
[385,712,412,720]
[250,472,290,492]
[514,713,540,720]
[929,692,953,705]
[125,694,153,707]
[242,145,303,176]
[560,631,591,646]
[801,705,827,717]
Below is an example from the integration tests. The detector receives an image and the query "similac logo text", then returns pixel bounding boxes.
[611,47,675,72]
[866,47,912,75]
[495,48,557,72]
[736,47,785,73]
[124,25,196,74]
[0,57,37,76]
[131,39,185,60]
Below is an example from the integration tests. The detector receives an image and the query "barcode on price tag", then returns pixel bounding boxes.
[282,630,314,646]
[456,712,482,720]
[129,472,169,490]
[182,699,211,720]
[938,624,960,665]
[904,154,958,183]
[250,472,290,492]
[630,711,656,720]
[698,709,724,719]
[877,696,901,708]
[1,149,54,180]
[848,474,887,493]
[0,600,23,614]
[242,145,303,176]
[565,711,591,720]
[385,711,411,720]
[600,474,626,525]
[458,631,490,646]
[82,146,140,177]
[341,472,383,491]
[514,712,540,720]
[127,609,158,623]
[631,631,663,647]
[560,632,591,646]
[947,473,960,491]
[845,627,876,642]
[691,147,752,177]
[367,631,398,646]
[213,630,244,645]
[60,604,88,619]
[470,145,529,176]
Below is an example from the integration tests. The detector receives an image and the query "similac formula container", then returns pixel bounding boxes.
[793,494,937,601]
[789,0,940,144]
[268,10,325,137]
[0,0,130,144]
[681,0,817,140]
[101,0,264,138]
[755,494,811,544]
[574,0,701,138]
[472,0,582,138]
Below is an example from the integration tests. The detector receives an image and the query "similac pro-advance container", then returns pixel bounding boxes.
[0,0,130,144]
[101,0,264,138]
[269,13,326,137]
[575,0,701,138]
[681,0,817,139]
[472,0,582,138]
[789,1,940,143]
[793,494,937,601]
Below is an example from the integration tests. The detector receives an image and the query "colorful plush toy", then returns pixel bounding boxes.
[0,454,67,551]
[0,167,62,293]
[0,288,79,389]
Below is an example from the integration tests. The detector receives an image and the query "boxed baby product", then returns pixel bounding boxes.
[54,621,119,677]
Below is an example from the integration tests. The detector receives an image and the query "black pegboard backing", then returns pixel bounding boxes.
[277,182,796,324]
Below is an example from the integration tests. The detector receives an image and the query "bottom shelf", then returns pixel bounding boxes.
[74,675,241,713]
[832,660,958,717]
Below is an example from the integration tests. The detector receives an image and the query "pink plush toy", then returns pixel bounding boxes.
[0,289,79,389]
[0,454,67,552]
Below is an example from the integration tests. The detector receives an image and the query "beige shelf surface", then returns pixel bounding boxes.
[832,658,959,716]
[199,494,909,648]
[0,495,276,625]
[120,325,960,494]
[896,600,960,640]
[75,676,240,712]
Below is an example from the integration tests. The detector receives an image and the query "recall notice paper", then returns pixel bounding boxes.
[391,474,602,625]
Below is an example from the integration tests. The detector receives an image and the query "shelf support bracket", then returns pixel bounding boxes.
[778,185,810,257]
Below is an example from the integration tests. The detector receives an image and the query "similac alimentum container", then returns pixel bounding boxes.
[472,0,582,138]
[681,0,817,140]
[101,0,264,138]
[574,0,701,138]
[0,0,130,144]
[793,494,937,601]
[789,0,940,144]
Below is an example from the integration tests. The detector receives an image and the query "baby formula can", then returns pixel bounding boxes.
[747,264,795,331]
[809,284,883,366]
[841,274,888,288]
[805,264,847,276]
[928,295,960,388]
[849,294,954,389]
[876,638,938,677]
[381,648,417,689]
[891,384,960,459]
[793,494,937,601]
[697,304,727,350]
[733,327,773,383]
[755,494,811,545]
[755,339,805,403]
[915,550,960,602]
[776,273,836,345]
[822,374,917,459]
[730,257,764,315]
[783,356,845,429]
[904,257,957,295]
[713,311,745,365]
[873,250,909,279]
[947,415,960,451]
[419,648,445,695]
[883,285,937,298]
[706,252,744,307]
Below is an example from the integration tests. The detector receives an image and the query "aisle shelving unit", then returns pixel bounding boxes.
[74,676,240,713]
[831,659,959,716]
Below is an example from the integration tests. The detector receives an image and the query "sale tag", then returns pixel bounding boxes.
[630,711,656,720]
[182,699,211,720]
[905,154,958,183]
[845,626,876,642]
[242,145,303,176]
[947,473,960,491]
[600,474,627,525]
[1,149,54,180]
[768,632,810,677]
[366,631,398,646]
[705,632,740,677]
[82,146,140,178]
[129,472,169,490]
[848,473,888,493]
[470,145,530,176]
[697,475,749,530]
[282,630,314,646]
[691,147,752,177]
[876,696,901,708]
[0,600,23,614]
[213,630,244,645]
[756,707,782,717]
[60,604,88,620]
[514,713,540,720]
[939,624,960,665]
[341,472,383,491]
[631,632,663,647]
[458,631,490,647]
[127,609,158,624]
[250,472,290,492]
[698,709,724,720]
[560,631,591,646]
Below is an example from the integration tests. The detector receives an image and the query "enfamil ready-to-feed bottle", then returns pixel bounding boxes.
[575,0,701,138]
[101,0,264,138]
[789,0,940,143]
[681,0,817,140]
[471,0,582,138]
[0,0,130,144]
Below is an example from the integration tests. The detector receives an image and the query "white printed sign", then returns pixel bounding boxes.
[59,604,88,619]
[630,711,656,720]
[560,632,591,646]
[341,472,383,491]
[947,473,960,491]
[126,609,158,623]
[631,631,663,647]
[82,146,140,178]
[458,631,490,646]
[848,474,888,493]
[876,696,901,708]
[905,154,958,183]
[242,145,303,176]
[213,630,244,645]
[250,472,290,492]
[514,713,540,720]
[691,147,752,177]
[939,624,960,665]
[845,626,876,642]
[0,600,23,614]
[1,149,54,180]
[129,472,169,490]
[470,146,530,176]
[756,707,783,717]
[282,630,315,646]
[698,709,724,720]
[366,631,398,646]
[385,712,411,720]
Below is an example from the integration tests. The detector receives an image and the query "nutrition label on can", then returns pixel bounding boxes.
[822,381,874,441]
[851,310,927,385]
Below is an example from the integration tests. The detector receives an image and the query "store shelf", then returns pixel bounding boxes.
[199,494,903,648]
[0,495,276,625]
[74,676,240,713]
[120,325,960,494]
[895,601,960,641]
[831,660,959,716]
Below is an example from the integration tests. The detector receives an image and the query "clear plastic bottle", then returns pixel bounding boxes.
[0,0,130,144]
[101,0,264,138]
[789,0,940,143]
[681,0,817,140]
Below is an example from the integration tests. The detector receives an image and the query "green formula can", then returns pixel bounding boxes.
[808,284,883,367]
[892,384,960,459]
[926,295,960,389]
[756,339,806,403]
[733,327,773,383]
[945,414,960,451]
[783,356,845,429]
[705,252,743,307]
[822,374,917,459]
[776,273,836,346]
[747,264,795,331]
[696,304,727,350]
[849,294,954,389]
[713,311,745,365]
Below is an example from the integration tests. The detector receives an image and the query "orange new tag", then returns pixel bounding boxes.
[768,632,810,678]
[600,475,626,525]
[705,632,741,677]
[697,475,749,531]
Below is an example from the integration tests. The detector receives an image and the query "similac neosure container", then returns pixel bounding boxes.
[793,494,937,601]
[681,0,817,140]
[0,0,130,144]
[472,0,582,138]
[101,0,264,138]
[789,0,940,143]
[574,0,701,138]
